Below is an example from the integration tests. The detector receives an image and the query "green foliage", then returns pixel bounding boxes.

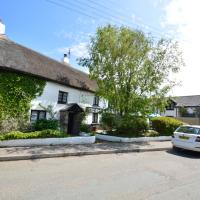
[151,117,184,136]
[115,115,149,137]
[100,112,119,130]
[0,117,31,133]
[79,108,89,124]
[179,107,189,117]
[39,104,57,119]
[144,130,159,137]
[0,129,67,141]
[79,25,184,116]
[80,123,91,133]
[0,71,46,132]
[195,107,200,118]
[33,119,59,131]
[79,108,90,133]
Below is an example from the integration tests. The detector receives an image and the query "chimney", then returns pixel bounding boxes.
[0,19,5,35]
[63,53,69,64]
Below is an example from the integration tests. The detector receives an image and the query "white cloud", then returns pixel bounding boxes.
[58,42,88,58]
[55,31,92,43]
[163,0,200,96]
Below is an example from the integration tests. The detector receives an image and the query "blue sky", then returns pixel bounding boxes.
[1,0,169,66]
[1,0,200,95]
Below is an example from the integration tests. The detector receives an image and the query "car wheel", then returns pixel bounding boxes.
[172,145,180,151]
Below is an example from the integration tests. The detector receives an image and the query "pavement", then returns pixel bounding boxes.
[0,141,172,161]
[1,150,200,200]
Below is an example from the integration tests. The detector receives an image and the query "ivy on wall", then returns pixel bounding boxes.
[0,71,46,120]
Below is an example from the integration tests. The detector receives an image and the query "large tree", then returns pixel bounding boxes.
[79,25,184,116]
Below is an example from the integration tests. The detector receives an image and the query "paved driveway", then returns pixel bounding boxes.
[0,149,200,200]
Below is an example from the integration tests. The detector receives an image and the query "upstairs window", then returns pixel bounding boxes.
[58,91,68,104]
[31,110,46,122]
[93,96,99,106]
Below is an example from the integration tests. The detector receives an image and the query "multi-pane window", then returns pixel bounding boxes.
[58,91,68,104]
[93,96,99,106]
[31,110,46,122]
[92,113,98,123]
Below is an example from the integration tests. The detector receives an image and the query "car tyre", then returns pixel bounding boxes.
[172,145,180,151]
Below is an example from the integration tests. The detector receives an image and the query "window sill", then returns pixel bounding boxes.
[57,102,67,105]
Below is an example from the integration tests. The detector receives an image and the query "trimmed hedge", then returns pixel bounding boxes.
[116,115,149,137]
[151,117,184,136]
[33,119,59,131]
[0,129,68,141]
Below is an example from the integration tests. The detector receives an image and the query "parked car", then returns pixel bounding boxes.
[172,125,200,152]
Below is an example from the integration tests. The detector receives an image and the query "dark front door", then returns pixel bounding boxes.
[61,104,84,135]
[67,112,74,134]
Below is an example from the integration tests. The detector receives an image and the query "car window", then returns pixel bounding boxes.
[176,126,196,134]
[196,128,200,135]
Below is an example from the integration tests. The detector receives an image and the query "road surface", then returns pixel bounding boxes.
[1,149,200,200]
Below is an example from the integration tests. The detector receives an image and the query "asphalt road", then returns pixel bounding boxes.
[1,149,200,200]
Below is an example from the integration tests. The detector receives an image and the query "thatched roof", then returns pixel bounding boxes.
[0,35,97,92]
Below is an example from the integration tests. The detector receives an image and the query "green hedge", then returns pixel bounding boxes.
[151,117,184,136]
[116,115,149,137]
[0,129,68,141]
[33,119,59,131]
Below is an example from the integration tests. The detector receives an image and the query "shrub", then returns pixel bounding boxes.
[33,119,59,131]
[144,130,159,137]
[0,129,67,140]
[80,123,91,133]
[116,115,149,137]
[100,112,119,130]
[151,117,184,136]
[0,117,30,133]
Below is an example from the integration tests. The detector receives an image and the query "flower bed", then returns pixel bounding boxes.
[0,129,96,147]
[0,129,67,141]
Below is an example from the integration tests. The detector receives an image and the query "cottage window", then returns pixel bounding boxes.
[92,113,98,123]
[93,96,99,106]
[58,91,68,104]
[31,110,46,122]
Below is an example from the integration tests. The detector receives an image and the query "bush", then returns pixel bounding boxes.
[116,115,149,137]
[33,119,59,131]
[151,117,184,136]
[143,130,159,137]
[0,117,30,133]
[0,129,67,140]
[100,112,119,130]
[80,123,91,133]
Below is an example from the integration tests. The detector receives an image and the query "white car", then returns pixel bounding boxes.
[172,125,200,152]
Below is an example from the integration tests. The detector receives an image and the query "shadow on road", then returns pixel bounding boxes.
[167,148,200,159]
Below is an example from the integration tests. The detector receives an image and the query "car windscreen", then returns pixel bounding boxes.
[176,126,200,134]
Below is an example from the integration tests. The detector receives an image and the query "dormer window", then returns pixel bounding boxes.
[93,96,99,106]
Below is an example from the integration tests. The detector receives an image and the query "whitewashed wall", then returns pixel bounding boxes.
[31,81,106,124]
[160,108,177,117]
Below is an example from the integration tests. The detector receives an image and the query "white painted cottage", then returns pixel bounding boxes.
[0,20,107,134]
